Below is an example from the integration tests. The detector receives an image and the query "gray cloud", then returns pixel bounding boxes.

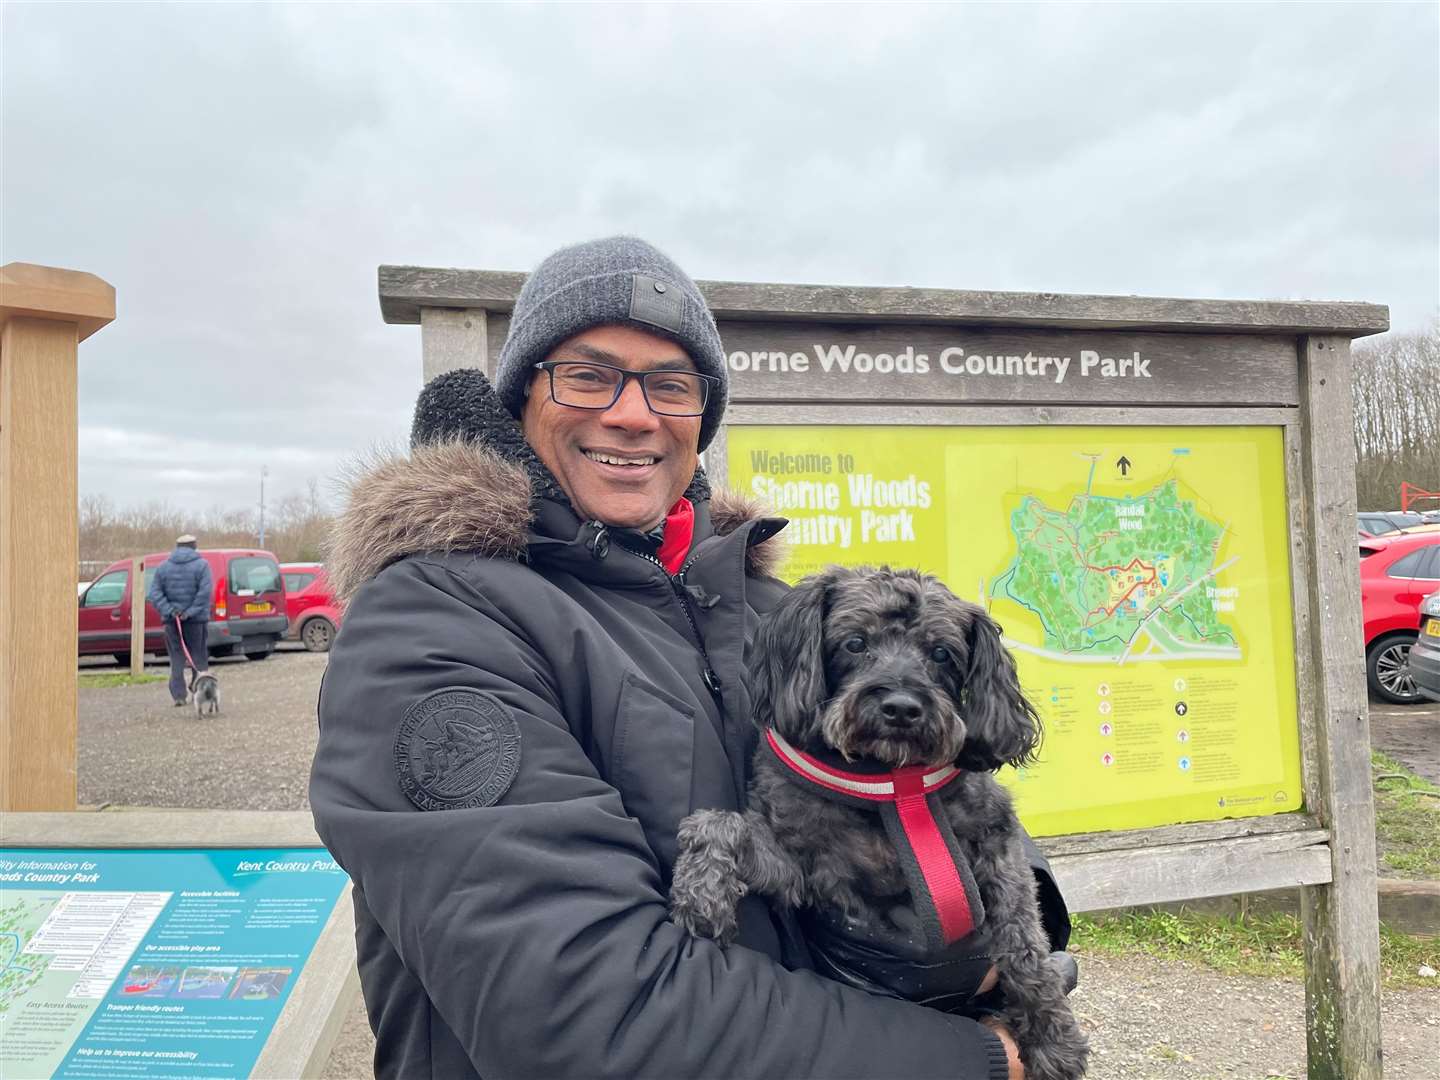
[3,1,1435,513]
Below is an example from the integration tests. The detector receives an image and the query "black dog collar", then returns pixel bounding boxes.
[763,728,985,949]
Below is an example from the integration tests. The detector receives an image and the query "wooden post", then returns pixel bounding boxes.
[1297,335,1381,1079]
[0,263,115,811]
[421,307,489,381]
[130,555,145,676]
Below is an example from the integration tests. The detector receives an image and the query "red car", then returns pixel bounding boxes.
[79,549,288,664]
[1360,531,1440,704]
[280,563,343,652]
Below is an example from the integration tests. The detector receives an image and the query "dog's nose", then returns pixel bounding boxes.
[879,691,924,724]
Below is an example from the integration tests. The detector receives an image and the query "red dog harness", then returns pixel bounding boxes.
[763,728,985,949]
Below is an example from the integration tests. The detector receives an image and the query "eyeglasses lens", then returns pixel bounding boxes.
[549,363,708,416]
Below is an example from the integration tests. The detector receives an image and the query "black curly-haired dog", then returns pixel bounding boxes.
[670,566,1088,1080]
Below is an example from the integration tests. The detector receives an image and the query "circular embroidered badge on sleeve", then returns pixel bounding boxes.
[393,688,522,811]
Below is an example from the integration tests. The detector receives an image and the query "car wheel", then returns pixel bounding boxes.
[1367,633,1421,705]
[244,643,274,661]
[210,644,238,659]
[112,652,131,666]
[300,617,335,653]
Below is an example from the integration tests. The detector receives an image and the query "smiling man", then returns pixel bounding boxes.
[310,237,1060,1080]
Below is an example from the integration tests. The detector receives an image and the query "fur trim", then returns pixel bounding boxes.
[711,488,788,579]
[327,440,532,604]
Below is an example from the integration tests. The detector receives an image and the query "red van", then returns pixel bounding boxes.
[280,562,343,652]
[78,549,289,664]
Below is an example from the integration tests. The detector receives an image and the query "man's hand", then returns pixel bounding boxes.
[979,1017,1024,1080]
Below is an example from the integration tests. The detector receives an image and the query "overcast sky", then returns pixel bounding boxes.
[4,1,1436,518]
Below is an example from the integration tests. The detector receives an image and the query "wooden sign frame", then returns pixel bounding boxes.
[379,265,1389,1079]
[1,811,358,1080]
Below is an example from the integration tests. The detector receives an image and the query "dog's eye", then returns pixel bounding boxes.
[843,635,867,654]
[930,645,952,664]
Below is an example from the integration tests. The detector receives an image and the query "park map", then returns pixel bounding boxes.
[991,476,1239,665]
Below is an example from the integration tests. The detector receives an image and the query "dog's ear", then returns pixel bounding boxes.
[750,568,841,739]
[960,609,1041,770]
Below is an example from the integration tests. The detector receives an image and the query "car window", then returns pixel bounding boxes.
[1386,549,1432,578]
[283,572,317,593]
[230,557,282,594]
[82,569,129,607]
[1362,516,1396,535]
[1412,546,1440,580]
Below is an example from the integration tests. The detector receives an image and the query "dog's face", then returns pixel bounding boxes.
[751,567,1040,771]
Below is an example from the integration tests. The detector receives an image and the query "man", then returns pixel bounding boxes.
[310,237,1068,1079]
[148,533,212,706]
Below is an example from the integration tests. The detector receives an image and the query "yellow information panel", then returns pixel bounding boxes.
[729,425,1301,836]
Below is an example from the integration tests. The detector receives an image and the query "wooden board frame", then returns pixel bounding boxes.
[381,265,1389,1079]
[0,811,358,1080]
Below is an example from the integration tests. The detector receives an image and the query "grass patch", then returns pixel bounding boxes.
[1372,750,1440,880]
[1072,911,1438,990]
[79,672,165,688]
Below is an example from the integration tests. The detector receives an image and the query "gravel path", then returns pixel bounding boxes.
[79,647,323,810]
[1370,699,1440,786]
[78,651,1440,1078]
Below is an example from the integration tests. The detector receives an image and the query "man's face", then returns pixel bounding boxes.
[521,324,702,531]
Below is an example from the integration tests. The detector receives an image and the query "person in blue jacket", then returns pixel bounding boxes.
[311,237,1075,1080]
[148,534,212,705]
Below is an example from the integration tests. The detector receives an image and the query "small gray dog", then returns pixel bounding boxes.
[670,566,1088,1080]
[189,670,220,718]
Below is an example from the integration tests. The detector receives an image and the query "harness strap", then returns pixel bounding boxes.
[763,729,984,949]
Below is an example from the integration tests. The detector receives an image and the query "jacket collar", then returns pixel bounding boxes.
[328,369,786,603]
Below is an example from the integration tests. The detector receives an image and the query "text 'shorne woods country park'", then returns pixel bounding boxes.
[1,4,1437,1080]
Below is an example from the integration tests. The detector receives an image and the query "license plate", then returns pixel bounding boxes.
[1425,618,1440,638]
[244,602,272,614]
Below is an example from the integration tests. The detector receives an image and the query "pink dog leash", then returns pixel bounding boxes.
[174,614,201,673]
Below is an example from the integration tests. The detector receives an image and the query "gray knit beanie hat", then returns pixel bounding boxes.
[494,236,728,450]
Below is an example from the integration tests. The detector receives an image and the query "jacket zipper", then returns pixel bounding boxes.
[590,522,723,700]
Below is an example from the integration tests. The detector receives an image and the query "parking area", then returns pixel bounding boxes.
[78,643,325,810]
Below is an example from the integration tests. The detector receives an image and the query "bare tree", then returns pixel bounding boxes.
[1352,322,1440,513]
[77,476,337,575]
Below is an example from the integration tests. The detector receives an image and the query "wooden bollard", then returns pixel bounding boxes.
[1,263,115,811]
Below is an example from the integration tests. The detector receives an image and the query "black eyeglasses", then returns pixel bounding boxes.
[533,361,717,417]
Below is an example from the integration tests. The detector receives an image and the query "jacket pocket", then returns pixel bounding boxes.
[611,671,697,877]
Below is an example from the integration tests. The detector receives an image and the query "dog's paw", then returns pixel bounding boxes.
[1012,1004,1089,1080]
[669,886,742,944]
[670,810,749,945]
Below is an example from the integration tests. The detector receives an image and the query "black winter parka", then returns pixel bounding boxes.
[310,377,1026,1080]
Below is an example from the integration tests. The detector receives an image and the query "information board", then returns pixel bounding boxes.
[730,424,1302,836]
[0,848,349,1079]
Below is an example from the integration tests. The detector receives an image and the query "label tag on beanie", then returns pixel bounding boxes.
[630,274,684,333]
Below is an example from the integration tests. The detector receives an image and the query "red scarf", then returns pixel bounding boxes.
[655,497,694,574]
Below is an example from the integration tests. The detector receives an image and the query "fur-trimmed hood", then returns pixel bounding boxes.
[327,370,785,602]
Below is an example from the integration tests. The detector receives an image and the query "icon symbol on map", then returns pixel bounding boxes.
[1100,722,1113,737]
[1179,756,1191,770]
[1101,752,1114,767]
[1173,678,1187,692]
[1098,700,1112,715]
[1174,701,1188,716]
[1097,683,1111,697]
[1177,729,1189,743]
